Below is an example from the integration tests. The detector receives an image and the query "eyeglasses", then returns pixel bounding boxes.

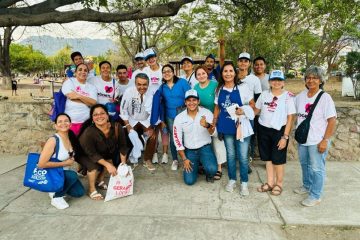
[306,77,319,81]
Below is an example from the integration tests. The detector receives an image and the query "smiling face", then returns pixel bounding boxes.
[222,64,236,83]
[73,55,84,65]
[135,58,145,69]
[205,58,215,71]
[182,60,193,72]
[92,107,109,127]
[135,77,149,95]
[117,68,128,82]
[75,63,89,82]
[54,115,71,133]
[146,56,157,67]
[100,63,111,80]
[305,74,322,91]
[269,79,285,90]
[162,66,174,82]
[237,58,250,71]
[253,59,266,75]
[185,97,199,111]
[195,68,208,84]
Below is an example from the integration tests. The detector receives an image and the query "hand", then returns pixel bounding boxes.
[277,138,287,150]
[126,124,133,133]
[146,128,155,139]
[67,91,79,100]
[317,139,328,153]
[64,157,75,166]
[235,107,244,116]
[183,159,193,173]
[200,116,207,128]
[160,121,167,129]
[106,163,117,176]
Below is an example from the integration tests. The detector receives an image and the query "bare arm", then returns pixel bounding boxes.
[66,91,96,106]
[37,137,74,168]
[318,117,336,153]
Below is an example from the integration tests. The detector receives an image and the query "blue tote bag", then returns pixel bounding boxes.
[50,90,67,122]
[23,135,64,192]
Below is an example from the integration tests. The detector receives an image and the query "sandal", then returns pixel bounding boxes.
[214,171,222,180]
[257,183,273,193]
[97,181,108,190]
[143,161,155,171]
[270,185,283,196]
[89,190,104,200]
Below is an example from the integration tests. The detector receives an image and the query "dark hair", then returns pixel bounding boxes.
[205,53,215,61]
[99,60,112,69]
[78,104,111,137]
[54,113,82,160]
[161,64,179,84]
[194,65,209,79]
[253,56,267,65]
[75,63,89,72]
[116,64,127,72]
[216,62,239,94]
[70,52,83,62]
[135,73,150,83]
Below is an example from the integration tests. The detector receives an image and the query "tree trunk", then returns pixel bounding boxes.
[0,27,12,89]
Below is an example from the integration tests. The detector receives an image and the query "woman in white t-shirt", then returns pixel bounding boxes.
[62,63,97,135]
[38,113,85,210]
[294,66,336,207]
[254,70,295,196]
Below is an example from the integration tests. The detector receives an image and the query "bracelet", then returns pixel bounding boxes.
[125,123,130,127]
[206,123,211,129]
[323,138,329,142]
[281,135,289,140]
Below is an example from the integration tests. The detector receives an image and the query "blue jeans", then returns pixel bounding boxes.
[223,135,250,183]
[54,170,85,198]
[183,144,218,185]
[298,142,330,200]
[166,117,178,161]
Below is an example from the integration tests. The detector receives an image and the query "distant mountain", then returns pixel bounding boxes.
[19,35,117,56]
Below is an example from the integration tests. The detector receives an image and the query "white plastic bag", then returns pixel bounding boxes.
[104,164,134,202]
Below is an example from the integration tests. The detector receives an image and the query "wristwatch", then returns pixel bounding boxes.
[206,123,211,129]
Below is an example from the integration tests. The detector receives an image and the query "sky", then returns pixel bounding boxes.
[12,22,113,42]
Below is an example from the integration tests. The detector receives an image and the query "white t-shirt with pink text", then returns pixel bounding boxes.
[295,89,337,146]
[62,78,97,123]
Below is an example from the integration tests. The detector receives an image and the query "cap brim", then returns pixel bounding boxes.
[144,54,156,60]
[135,57,144,61]
[238,57,250,61]
[185,96,199,100]
[181,58,193,64]
[269,78,285,81]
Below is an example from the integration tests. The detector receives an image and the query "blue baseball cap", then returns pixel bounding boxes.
[269,70,285,81]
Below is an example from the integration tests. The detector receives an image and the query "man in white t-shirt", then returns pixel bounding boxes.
[180,56,197,88]
[253,56,270,91]
[237,52,262,170]
[173,89,217,185]
[142,47,169,164]
[116,64,133,98]
[130,52,147,84]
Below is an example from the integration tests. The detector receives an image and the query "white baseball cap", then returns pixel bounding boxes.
[238,52,251,61]
[269,70,285,81]
[181,56,194,64]
[134,52,144,60]
[185,89,199,100]
[143,48,156,60]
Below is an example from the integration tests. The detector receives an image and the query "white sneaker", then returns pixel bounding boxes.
[161,153,169,164]
[48,192,55,199]
[152,153,159,164]
[301,197,321,207]
[226,180,236,192]
[51,197,69,210]
[240,184,249,196]
[171,160,178,171]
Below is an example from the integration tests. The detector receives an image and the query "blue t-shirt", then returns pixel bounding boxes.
[162,78,191,119]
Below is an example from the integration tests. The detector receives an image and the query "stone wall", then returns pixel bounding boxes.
[0,100,359,161]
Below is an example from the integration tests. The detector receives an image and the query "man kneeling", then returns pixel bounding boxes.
[173,89,217,185]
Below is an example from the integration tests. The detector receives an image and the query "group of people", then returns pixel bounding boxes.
[38,49,336,210]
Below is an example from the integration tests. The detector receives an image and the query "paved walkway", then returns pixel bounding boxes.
[0,155,359,239]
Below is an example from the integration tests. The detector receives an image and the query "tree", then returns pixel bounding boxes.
[0,0,195,27]
[10,43,50,74]
[346,51,360,99]
[0,27,17,87]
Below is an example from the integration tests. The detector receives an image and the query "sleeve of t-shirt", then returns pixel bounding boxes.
[254,76,262,94]
[286,94,296,115]
[66,68,73,78]
[323,93,337,119]
[204,108,214,123]
[173,116,185,151]
[61,78,74,95]
[80,129,104,163]
[240,86,253,105]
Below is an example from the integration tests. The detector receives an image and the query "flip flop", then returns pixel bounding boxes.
[270,185,283,196]
[257,183,273,193]
[89,191,103,200]
[214,171,222,180]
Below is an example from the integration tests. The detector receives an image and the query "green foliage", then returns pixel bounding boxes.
[10,43,50,74]
[346,51,360,78]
